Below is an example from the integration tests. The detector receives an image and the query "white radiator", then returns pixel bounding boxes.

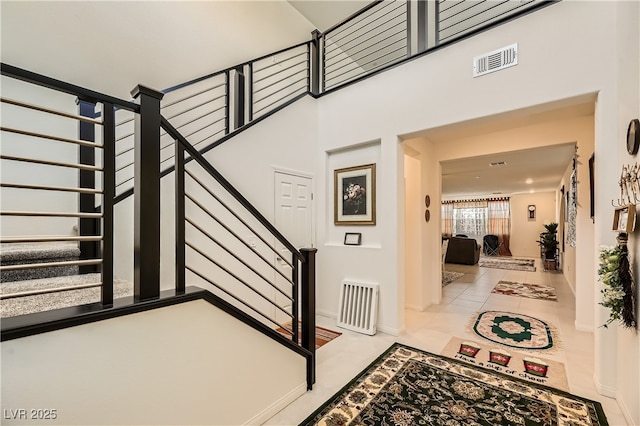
[336,281,379,335]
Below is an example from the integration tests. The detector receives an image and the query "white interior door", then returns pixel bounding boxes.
[273,171,313,326]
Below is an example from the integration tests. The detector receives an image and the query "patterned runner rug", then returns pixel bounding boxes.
[276,322,341,349]
[492,280,557,301]
[469,311,561,353]
[300,343,608,426]
[441,336,569,391]
[442,271,464,287]
[479,257,536,271]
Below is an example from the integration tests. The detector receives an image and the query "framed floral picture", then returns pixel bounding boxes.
[334,163,376,225]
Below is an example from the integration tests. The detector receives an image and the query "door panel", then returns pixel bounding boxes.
[274,172,313,325]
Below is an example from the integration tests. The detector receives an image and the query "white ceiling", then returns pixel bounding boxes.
[287,0,370,32]
[440,143,577,199]
[426,99,595,199]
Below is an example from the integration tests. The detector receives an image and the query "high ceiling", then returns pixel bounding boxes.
[287,1,370,32]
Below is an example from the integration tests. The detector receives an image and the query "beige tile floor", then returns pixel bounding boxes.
[265,257,628,426]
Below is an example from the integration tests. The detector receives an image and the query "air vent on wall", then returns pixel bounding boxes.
[473,43,518,78]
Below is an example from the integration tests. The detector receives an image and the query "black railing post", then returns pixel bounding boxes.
[131,85,164,301]
[406,0,412,57]
[175,140,185,294]
[233,66,245,129]
[300,247,317,389]
[434,0,440,46]
[310,30,321,96]
[224,70,230,135]
[101,102,115,306]
[417,0,428,53]
[247,62,254,122]
[77,99,99,274]
[292,252,299,345]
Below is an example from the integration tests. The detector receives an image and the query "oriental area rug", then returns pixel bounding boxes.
[478,257,536,272]
[300,343,608,426]
[276,322,341,349]
[442,271,464,287]
[491,280,558,301]
[469,311,561,353]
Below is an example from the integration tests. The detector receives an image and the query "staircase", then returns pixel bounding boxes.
[0,242,133,318]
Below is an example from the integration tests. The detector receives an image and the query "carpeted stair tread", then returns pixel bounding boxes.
[1,242,82,283]
[0,242,80,262]
[1,274,132,318]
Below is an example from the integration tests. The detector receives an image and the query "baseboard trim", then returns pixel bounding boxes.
[405,303,427,312]
[377,324,404,336]
[317,308,337,319]
[317,309,404,336]
[574,321,594,332]
[593,374,617,398]
[617,393,638,426]
[243,382,307,426]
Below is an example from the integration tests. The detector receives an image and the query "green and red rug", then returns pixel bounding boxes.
[492,280,557,301]
[469,311,561,353]
[300,343,608,425]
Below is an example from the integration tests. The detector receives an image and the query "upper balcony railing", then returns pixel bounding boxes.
[111,0,555,199]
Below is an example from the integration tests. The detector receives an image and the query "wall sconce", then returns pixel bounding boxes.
[528,205,536,220]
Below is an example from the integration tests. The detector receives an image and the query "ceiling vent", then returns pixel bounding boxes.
[489,161,507,167]
[473,43,518,78]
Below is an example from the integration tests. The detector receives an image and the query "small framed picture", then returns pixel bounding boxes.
[613,205,636,233]
[334,163,376,225]
[344,232,362,246]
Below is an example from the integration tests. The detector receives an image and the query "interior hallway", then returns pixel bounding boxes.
[265,258,628,425]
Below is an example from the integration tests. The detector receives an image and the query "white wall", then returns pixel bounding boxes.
[1,300,306,425]
[510,192,556,258]
[311,1,637,421]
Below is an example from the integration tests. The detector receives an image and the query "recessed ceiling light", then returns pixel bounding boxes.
[526,178,533,184]
[529,189,535,193]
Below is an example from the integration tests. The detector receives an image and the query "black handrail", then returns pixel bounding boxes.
[160,116,304,262]
[1,63,139,112]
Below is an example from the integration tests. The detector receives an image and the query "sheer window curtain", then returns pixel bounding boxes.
[453,200,487,242]
[442,202,453,238]
[487,198,512,256]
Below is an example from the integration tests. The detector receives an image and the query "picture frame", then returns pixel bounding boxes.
[613,205,636,233]
[344,232,362,246]
[334,163,376,225]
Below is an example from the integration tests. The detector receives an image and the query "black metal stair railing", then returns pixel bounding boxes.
[0,62,318,388]
[163,115,317,387]
[112,41,312,200]
[322,0,410,91]
[0,63,130,308]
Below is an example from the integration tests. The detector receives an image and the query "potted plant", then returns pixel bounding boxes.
[537,222,559,270]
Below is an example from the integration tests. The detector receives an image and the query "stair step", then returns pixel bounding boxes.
[1,273,132,318]
[0,242,82,283]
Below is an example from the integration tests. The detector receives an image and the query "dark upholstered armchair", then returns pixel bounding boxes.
[444,237,481,265]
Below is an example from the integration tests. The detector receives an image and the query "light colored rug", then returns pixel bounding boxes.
[468,310,561,353]
[442,270,464,287]
[441,336,569,391]
[492,280,557,301]
[479,257,536,272]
